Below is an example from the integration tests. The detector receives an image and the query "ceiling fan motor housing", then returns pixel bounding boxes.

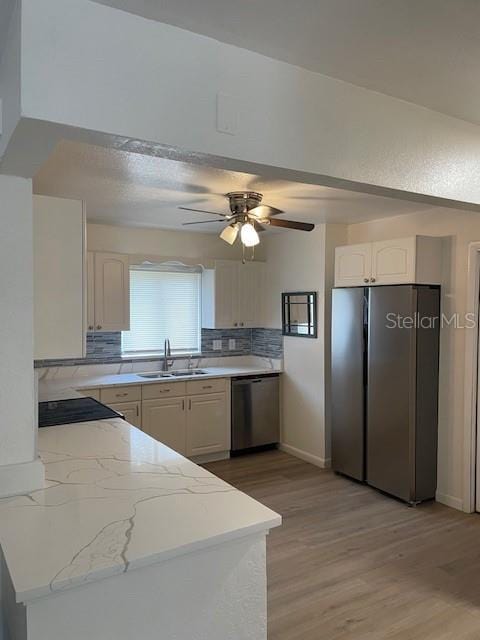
[226,191,263,215]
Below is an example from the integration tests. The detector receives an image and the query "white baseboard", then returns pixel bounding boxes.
[0,457,45,498]
[279,443,331,469]
[436,491,463,511]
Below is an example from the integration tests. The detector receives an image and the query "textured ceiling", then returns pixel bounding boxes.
[92,0,480,126]
[33,141,435,232]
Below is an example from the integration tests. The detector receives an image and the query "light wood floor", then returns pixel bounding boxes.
[205,450,480,640]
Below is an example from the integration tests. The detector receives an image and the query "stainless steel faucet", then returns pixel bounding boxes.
[163,338,174,372]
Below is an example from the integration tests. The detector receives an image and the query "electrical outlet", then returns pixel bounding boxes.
[213,339,222,351]
[228,338,236,351]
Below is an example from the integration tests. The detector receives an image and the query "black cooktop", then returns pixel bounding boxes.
[38,397,123,428]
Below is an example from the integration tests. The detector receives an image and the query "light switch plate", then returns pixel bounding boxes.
[228,339,236,351]
[213,339,222,351]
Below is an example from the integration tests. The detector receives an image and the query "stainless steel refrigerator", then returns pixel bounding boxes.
[331,285,440,504]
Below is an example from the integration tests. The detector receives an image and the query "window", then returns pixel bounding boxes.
[122,264,201,355]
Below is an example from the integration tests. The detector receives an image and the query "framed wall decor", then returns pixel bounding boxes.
[282,292,317,338]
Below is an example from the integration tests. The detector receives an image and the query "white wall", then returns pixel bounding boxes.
[347,208,480,510]
[86,223,264,263]
[0,0,21,160]
[0,0,478,208]
[0,175,44,494]
[263,225,346,467]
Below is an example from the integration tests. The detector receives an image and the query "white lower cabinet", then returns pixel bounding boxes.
[82,379,230,458]
[107,401,142,429]
[141,379,229,457]
[81,387,101,401]
[142,397,187,455]
[186,393,229,457]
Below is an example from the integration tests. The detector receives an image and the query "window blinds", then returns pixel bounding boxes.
[122,267,201,354]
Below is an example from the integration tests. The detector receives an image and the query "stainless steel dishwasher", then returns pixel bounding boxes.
[231,374,280,453]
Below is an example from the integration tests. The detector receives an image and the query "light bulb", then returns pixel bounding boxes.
[220,224,239,245]
[240,222,260,247]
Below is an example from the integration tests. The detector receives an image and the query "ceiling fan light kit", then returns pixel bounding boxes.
[240,222,260,247]
[220,223,239,245]
[180,191,314,258]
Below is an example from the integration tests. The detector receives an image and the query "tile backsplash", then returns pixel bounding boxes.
[35,328,284,368]
[86,332,122,358]
[200,329,252,357]
[251,328,284,359]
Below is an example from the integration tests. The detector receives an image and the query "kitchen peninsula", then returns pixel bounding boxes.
[0,407,281,640]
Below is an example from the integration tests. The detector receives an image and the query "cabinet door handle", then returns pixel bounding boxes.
[182,399,185,411]
[136,405,139,417]
[158,389,170,394]
[88,325,94,331]
[363,278,369,283]
[239,322,244,327]
[233,322,238,327]
[370,277,376,283]
[115,392,128,398]
[188,399,192,410]
[96,325,102,330]
[202,385,213,390]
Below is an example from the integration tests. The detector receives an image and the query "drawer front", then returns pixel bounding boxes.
[142,381,186,400]
[186,378,226,395]
[100,385,141,404]
[80,387,100,401]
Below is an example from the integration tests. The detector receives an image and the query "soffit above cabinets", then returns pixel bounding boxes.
[33,140,435,232]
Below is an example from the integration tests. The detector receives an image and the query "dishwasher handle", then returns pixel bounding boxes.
[232,374,279,386]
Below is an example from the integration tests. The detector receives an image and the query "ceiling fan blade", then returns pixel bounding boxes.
[252,219,267,232]
[248,204,284,218]
[182,220,226,225]
[265,218,315,232]
[178,206,228,217]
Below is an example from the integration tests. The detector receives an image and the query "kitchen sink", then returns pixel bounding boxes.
[137,372,174,379]
[137,369,207,380]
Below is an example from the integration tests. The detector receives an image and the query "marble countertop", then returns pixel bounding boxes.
[0,419,281,603]
[39,364,282,401]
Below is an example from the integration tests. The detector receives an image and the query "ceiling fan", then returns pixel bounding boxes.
[179,191,315,248]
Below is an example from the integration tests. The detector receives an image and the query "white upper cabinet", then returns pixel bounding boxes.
[238,261,265,328]
[334,243,372,287]
[371,237,416,285]
[202,260,265,329]
[334,237,442,287]
[88,252,130,331]
[210,260,238,328]
[33,195,86,360]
